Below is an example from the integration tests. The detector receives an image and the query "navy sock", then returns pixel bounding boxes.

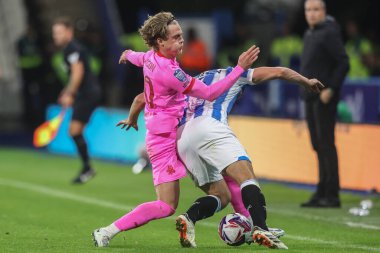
[241,183,268,230]
[72,134,90,170]
[186,195,221,224]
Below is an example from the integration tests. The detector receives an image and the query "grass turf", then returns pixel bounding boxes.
[0,147,380,253]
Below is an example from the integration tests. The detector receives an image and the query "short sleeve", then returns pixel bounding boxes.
[239,68,255,86]
[65,44,85,65]
[67,51,80,64]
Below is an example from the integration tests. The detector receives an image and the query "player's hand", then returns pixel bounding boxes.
[119,50,130,64]
[307,78,324,93]
[116,118,138,131]
[237,45,260,70]
[320,88,333,104]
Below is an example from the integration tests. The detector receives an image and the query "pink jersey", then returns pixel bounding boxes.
[125,49,245,134]
[126,49,192,134]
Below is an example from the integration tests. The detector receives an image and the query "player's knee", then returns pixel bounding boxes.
[225,161,256,185]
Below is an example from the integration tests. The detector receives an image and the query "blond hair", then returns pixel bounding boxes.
[138,11,176,50]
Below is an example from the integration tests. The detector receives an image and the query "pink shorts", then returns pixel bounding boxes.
[146,130,187,186]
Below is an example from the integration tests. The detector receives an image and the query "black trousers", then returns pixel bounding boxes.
[305,97,340,200]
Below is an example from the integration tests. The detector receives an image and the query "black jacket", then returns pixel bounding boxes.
[300,16,349,100]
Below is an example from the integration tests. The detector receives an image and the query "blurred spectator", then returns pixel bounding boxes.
[300,0,349,208]
[179,27,211,75]
[270,22,302,70]
[17,24,45,129]
[345,20,374,79]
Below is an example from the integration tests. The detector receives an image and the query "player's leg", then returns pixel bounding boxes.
[114,180,178,231]
[93,131,185,247]
[182,180,231,225]
[224,161,287,249]
[223,175,250,217]
[224,161,268,230]
[69,120,96,183]
[174,156,226,248]
[93,180,179,247]
[190,180,231,222]
[224,175,286,241]
[113,130,183,230]
[70,97,98,184]
[176,180,230,248]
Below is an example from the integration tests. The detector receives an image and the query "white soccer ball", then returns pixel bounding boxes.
[218,213,252,246]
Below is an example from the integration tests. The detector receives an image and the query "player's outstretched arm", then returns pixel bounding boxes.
[252,67,324,93]
[116,93,145,131]
[118,50,149,67]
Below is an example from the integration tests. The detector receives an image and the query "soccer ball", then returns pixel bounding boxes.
[218,213,252,246]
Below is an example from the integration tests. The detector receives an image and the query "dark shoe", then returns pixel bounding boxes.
[301,198,341,208]
[72,168,96,184]
[300,197,322,207]
[318,198,341,208]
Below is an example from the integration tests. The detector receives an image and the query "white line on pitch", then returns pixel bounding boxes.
[0,177,134,211]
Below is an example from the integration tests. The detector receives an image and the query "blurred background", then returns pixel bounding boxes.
[0,0,379,191]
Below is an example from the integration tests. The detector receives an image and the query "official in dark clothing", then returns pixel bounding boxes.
[52,17,101,184]
[300,0,349,208]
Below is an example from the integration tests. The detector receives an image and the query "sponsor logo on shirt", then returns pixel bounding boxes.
[174,69,187,83]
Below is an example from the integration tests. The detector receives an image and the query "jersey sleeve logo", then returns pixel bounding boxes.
[174,69,187,83]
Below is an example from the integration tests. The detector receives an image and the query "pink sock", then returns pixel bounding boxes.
[224,176,250,218]
[114,200,175,231]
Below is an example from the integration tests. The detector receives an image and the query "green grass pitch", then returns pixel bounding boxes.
[1,147,380,253]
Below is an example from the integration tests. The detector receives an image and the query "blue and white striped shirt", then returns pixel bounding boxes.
[179,67,255,126]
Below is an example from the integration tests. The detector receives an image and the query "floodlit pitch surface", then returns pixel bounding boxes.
[1,147,379,253]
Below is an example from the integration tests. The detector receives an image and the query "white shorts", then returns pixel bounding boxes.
[177,116,251,187]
